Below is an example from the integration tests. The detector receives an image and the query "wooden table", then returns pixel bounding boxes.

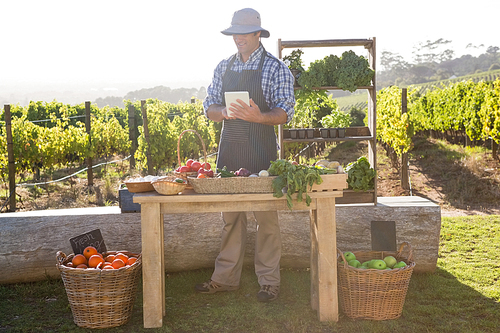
[134,186,344,328]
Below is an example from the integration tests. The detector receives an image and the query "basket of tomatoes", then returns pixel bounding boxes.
[174,129,212,189]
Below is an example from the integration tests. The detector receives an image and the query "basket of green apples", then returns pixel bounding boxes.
[336,242,415,320]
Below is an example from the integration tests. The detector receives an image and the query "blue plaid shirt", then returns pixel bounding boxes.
[203,44,295,124]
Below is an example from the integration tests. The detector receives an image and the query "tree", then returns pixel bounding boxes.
[486,46,499,59]
[380,51,409,72]
[412,38,454,64]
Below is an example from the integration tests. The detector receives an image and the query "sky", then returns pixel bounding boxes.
[1,0,498,100]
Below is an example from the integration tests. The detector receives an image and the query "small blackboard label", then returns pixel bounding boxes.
[70,229,107,255]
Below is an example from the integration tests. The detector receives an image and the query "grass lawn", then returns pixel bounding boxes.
[1,215,499,332]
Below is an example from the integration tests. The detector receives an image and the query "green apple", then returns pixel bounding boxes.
[371,259,387,270]
[393,261,407,269]
[367,260,377,268]
[383,256,397,268]
[348,259,361,268]
[361,261,370,268]
[344,252,356,262]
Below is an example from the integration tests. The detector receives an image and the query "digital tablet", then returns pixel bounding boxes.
[224,91,249,117]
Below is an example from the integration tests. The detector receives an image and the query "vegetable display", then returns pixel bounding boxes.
[267,159,338,210]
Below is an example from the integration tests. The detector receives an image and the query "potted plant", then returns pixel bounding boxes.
[283,49,304,87]
[320,110,351,139]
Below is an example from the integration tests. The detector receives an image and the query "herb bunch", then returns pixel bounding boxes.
[268,159,336,210]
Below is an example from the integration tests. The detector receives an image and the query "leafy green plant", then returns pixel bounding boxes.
[282,49,304,71]
[320,110,351,128]
[268,159,336,209]
[345,156,376,191]
[297,51,373,91]
[288,90,339,129]
[297,57,335,89]
[334,50,374,92]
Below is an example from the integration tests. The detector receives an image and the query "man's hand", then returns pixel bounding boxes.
[227,98,261,122]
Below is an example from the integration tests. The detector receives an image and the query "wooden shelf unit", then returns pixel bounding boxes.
[277,38,377,204]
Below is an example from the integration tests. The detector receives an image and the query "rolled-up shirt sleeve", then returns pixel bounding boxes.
[269,62,295,124]
[203,61,226,116]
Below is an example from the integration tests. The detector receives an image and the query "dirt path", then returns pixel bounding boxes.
[375,138,500,217]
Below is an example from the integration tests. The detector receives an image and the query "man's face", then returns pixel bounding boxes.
[233,32,261,60]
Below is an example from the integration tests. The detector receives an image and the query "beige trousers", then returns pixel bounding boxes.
[211,211,281,287]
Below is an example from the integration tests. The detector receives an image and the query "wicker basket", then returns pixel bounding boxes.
[123,181,155,193]
[174,129,208,189]
[152,176,187,195]
[56,251,142,329]
[188,175,274,194]
[337,242,415,320]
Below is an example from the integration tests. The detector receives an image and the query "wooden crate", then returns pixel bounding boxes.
[311,174,348,192]
[189,174,348,194]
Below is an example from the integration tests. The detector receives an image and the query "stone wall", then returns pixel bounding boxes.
[0,196,440,284]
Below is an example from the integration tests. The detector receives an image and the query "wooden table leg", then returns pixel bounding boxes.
[141,202,164,328]
[315,197,339,322]
[310,209,319,311]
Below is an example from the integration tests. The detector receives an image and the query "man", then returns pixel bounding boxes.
[196,8,295,302]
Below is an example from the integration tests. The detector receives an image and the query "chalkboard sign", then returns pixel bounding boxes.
[70,229,107,255]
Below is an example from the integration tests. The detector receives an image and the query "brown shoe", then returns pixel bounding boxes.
[194,280,239,294]
[257,285,280,302]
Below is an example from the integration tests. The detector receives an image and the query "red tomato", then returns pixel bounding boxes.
[179,166,191,173]
[198,168,214,177]
[201,162,211,170]
[191,161,202,172]
[186,159,194,167]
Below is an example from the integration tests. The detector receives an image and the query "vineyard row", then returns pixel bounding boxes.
[2,78,499,188]
[377,78,500,158]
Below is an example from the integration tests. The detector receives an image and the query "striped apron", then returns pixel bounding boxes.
[211,48,281,287]
[216,49,277,174]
